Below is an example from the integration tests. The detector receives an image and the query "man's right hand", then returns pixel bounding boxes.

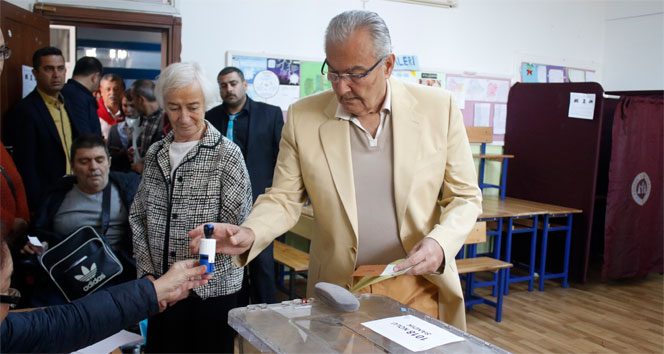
[188,223,255,255]
[20,241,48,255]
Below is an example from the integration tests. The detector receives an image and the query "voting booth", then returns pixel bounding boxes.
[229,294,510,353]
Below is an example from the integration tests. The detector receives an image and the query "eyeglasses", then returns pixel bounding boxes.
[0,288,20,309]
[0,46,11,60]
[321,56,386,84]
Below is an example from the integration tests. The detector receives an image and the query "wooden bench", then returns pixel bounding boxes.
[273,240,309,299]
[457,221,513,322]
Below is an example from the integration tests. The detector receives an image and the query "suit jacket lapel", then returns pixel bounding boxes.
[320,97,358,239]
[246,102,259,163]
[31,90,65,147]
[156,136,173,183]
[390,79,423,245]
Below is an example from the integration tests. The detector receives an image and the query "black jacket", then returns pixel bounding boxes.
[60,79,103,137]
[107,123,132,172]
[5,89,99,212]
[205,97,283,202]
[1,278,159,353]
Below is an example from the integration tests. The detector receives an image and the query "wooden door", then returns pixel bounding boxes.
[1,0,50,141]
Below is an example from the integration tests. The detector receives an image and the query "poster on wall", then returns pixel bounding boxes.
[446,74,512,143]
[393,71,446,88]
[231,54,303,111]
[520,62,596,84]
[300,61,331,98]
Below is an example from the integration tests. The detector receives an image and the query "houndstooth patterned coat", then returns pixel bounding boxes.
[130,121,252,299]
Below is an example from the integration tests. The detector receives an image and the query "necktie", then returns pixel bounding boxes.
[226,114,237,142]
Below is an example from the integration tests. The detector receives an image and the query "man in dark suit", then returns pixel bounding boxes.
[5,47,92,213]
[61,56,103,137]
[206,66,283,304]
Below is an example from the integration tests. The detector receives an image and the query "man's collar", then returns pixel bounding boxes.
[335,79,391,121]
[37,87,64,106]
[222,95,251,116]
[68,78,92,95]
[103,99,123,118]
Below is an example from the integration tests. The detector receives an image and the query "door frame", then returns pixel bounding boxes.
[33,3,181,67]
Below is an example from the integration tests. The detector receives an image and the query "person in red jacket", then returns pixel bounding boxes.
[97,73,125,139]
[0,30,29,238]
[0,144,29,240]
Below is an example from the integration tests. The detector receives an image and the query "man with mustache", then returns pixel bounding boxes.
[205,67,283,305]
[22,134,140,306]
[6,47,98,214]
[97,73,126,139]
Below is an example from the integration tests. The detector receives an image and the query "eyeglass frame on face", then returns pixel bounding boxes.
[0,288,21,309]
[0,46,11,60]
[321,56,387,84]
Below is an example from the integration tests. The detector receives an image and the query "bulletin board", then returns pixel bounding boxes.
[226,51,331,111]
[393,70,511,144]
[229,50,511,143]
[520,62,596,83]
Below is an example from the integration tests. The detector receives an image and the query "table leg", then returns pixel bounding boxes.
[539,214,550,291]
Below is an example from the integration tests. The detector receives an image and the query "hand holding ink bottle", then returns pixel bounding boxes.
[199,224,216,274]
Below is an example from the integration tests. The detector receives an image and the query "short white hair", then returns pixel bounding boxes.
[325,10,392,60]
[155,62,217,110]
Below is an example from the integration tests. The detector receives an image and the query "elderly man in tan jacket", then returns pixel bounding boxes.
[190,10,481,330]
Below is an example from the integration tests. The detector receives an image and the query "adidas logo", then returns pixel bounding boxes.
[75,263,98,282]
[74,263,107,292]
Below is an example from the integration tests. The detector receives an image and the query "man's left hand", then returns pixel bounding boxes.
[393,238,445,275]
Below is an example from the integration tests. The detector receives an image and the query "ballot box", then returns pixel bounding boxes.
[229,294,510,353]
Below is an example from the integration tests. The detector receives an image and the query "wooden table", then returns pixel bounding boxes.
[477,196,582,292]
[290,197,582,293]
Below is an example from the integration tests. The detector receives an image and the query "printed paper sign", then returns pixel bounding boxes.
[362,315,463,352]
[22,65,36,98]
[568,92,596,120]
[394,55,420,71]
[493,104,507,135]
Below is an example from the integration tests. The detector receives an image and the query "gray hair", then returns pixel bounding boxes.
[325,10,392,59]
[155,62,217,110]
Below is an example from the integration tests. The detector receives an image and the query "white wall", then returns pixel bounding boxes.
[179,0,608,88]
[7,0,663,91]
[602,1,664,91]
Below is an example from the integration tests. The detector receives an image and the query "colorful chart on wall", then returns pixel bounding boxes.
[446,74,512,143]
[393,70,509,143]
[229,53,331,111]
[520,62,595,84]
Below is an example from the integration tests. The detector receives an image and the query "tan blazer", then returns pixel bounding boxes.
[236,78,482,330]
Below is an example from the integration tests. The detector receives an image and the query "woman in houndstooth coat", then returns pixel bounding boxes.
[129,62,252,353]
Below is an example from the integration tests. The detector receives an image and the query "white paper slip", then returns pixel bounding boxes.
[73,330,144,354]
[27,236,43,247]
[362,315,463,352]
[380,264,411,277]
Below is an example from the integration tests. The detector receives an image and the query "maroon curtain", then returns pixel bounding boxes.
[603,96,663,281]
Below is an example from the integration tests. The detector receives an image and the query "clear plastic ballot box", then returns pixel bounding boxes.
[229,294,511,353]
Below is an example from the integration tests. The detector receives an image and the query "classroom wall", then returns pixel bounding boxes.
[602,1,663,91]
[6,0,663,91]
[179,0,608,94]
